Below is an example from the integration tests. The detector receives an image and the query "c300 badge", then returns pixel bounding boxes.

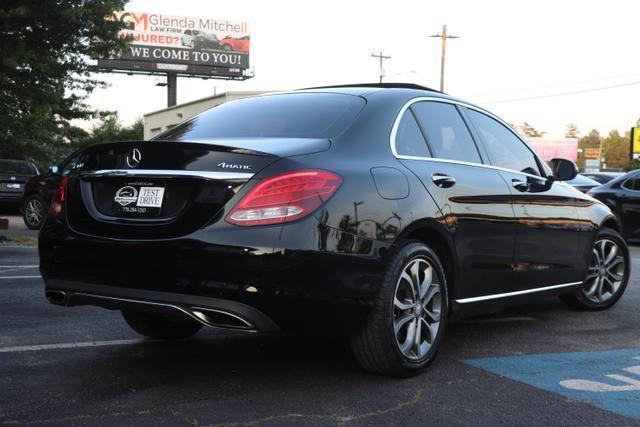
[114,186,138,206]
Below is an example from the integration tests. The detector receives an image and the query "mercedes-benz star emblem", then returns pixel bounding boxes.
[126,148,142,168]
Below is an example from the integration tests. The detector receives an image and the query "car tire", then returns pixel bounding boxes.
[122,310,203,340]
[350,241,449,377]
[560,227,630,310]
[22,194,46,230]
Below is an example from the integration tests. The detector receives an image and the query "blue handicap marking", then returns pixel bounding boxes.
[465,348,640,420]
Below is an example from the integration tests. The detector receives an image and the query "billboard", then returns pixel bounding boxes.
[98,12,250,76]
[528,138,578,162]
[631,127,640,160]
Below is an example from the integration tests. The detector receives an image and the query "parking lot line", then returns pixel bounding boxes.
[0,275,41,279]
[0,265,39,268]
[0,339,148,354]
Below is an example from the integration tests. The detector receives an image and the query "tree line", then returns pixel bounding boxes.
[511,122,633,171]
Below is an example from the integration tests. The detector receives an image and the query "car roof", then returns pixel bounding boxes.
[294,82,487,110]
[568,174,601,185]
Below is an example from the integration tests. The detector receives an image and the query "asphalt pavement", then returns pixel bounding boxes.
[1,244,640,426]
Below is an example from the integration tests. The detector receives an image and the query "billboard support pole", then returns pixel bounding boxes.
[167,72,177,107]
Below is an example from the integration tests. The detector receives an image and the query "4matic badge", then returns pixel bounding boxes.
[114,186,138,206]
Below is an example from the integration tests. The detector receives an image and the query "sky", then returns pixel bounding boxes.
[85,0,640,139]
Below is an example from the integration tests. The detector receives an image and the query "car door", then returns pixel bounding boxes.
[463,107,582,291]
[393,100,516,300]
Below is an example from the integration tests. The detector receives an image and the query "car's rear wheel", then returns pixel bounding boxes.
[22,194,45,230]
[350,241,448,377]
[122,310,203,340]
[560,228,629,310]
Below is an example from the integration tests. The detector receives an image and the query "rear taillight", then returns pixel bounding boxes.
[226,170,342,226]
[49,176,68,218]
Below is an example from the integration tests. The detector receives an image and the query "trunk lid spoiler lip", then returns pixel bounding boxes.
[78,169,254,181]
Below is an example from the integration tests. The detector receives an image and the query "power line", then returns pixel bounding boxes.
[469,72,640,99]
[371,51,391,83]
[478,80,640,104]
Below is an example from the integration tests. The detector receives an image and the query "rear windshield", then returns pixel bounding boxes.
[0,160,38,175]
[155,93,365,140]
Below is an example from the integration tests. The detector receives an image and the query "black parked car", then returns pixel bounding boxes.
[582,171,624,184]
[0,159,39,208]
[39,84,630,376]
[22,151,82,229]
[565,174,601,193]
[588,170,640,240]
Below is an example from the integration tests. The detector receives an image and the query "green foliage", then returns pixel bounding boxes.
[577,129,601,169]
[626,159,640,172]
[520,122,546,138]
[81,113,143,147]
[565,123,580,139]
[601,130,629,170]
[0,0,128,166]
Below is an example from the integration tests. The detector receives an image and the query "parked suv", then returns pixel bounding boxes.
[39,84,630,376]
[0,159,38,209]
[21,151,81,229]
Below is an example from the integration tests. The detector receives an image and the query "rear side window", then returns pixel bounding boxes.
[394,112,430,158]
[466,109,542,176]
[622,175,640,190]
[155,93,365,140]
[0,161,38,175]
[411,102,481,164]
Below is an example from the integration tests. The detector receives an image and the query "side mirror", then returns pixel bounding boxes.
[49,165,59,174]
[549,158,578,181]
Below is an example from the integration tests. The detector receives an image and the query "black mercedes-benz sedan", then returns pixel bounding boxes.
[39,84,630,376]
[588,170,640,240]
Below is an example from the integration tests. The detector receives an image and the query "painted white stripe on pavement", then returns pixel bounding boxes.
[0,265,39,268]
[0,339,148,353]
[0,275,42,279]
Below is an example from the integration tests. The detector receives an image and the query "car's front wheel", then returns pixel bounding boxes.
[350,241,448,376]
[560,227,630,310]
[122,310,203,340]
[22,194,45,230]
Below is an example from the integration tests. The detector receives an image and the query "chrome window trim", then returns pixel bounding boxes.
[390,96,552,178]
[80,169,254,180]
[454,281,581,304]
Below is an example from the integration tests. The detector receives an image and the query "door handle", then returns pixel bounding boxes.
[512,179,529,192]
[432,173,456,188]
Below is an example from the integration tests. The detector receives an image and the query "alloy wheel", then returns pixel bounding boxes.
[393,257,442,360]
[583,239,626,303]
[25,198,44,228]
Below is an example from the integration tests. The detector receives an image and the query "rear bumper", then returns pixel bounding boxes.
[0,192,22,204]
[45,280,280,332]
[39,218,390,334]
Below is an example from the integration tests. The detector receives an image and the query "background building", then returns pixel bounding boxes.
[143,91,271,140]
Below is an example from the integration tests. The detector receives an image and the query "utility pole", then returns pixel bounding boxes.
[167,72,177,107]
[429,25,460,92]
[371,51,391,83]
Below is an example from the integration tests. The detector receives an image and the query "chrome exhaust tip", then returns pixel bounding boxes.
[189,307,255,330]
[45,290,67,305]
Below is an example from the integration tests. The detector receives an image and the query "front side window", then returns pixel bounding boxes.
[411,102,481,164]
[466,109,541,176]
[394,111,430,158]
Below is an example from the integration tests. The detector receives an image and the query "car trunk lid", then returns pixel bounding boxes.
[65,139,328,239]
